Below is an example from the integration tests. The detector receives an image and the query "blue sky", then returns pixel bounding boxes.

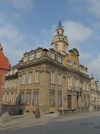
[0,0,100,79]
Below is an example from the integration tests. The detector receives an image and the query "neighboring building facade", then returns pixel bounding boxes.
[89,77,100,111]
[0,44,10,99]
[2,22,100,114]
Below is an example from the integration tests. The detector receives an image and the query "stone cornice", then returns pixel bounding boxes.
[16,57,90,79]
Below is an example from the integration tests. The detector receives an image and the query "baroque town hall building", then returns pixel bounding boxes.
[2,22,100,114]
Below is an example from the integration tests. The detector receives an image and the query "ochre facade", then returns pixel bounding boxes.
[2,22,100,114]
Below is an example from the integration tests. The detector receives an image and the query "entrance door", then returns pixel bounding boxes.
[68,95,72,110]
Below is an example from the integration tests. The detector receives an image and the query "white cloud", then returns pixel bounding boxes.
[88,0,100,18]
[63,21,93,46]
[79,51,92,64]
[8,0,33,10]
[0,24,24,42]
[0,13,28,65]
[3,43,23,64]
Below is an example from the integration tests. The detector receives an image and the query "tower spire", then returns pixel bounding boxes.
[56,21,64,35]
[51,21,69,55]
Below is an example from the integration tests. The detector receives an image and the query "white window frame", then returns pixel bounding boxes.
[35,72,40,83]
[68,77,72,87]
[27,73,32,84]
[22,74,26,84]
[50,72,54,84]
[58,73,62,85]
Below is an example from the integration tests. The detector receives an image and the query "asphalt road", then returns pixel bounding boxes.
[1,115,100,134]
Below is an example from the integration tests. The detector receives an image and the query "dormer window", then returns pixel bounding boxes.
[29,53,35,61]
[23,56,28,62]
[36,51,41,59]
[50,53,55,60]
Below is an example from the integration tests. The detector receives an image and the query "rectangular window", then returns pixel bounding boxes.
[75,80,79,91]
[58,93,62,106]
[8,81,10,88]
[50,72,54,84]
[26,91,31,105]
[29,53,35,61]
[36,51,41,59]
[35,72,40,83]
[50,90,55,105]
[68,77,72,87]
[12,80,14,87]
[58,55,62,63]
[27,73,32,84]
[58,74,62,85]
[50,53,55,60]
[86,83,89,91]
[83,94,87,106]
[32,91,39,105]
[22,74,26,84]
[19,92,25,104]
[23,56,28,62]
[82,83,85,90]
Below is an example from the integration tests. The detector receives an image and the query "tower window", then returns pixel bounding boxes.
[57,31,59,35]
[55,44,58,51]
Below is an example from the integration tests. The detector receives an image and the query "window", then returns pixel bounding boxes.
[22,74,26,84]
[26,91,31,105]
[12,80,14,87]
[82,83,85,90]
[55,44,58,51]
[50,90,55,105]
[36,51,41,59]
[32,91,39,105]
[58,55,62,63]
[58,91,62,106]
[86,83,89,91]
[83,94,87,106]
[75,80,79,91]
[27,73,32,84]
[68,77,72,87]
[35,72,40,83]
[23,56,28,62]
[50,72,54,84]
[8,81,10,88]
[29,53,35,61]
[19,92,25,104]
[58,74,62,85]
[50,53,55,60]
[67,60,71,65]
